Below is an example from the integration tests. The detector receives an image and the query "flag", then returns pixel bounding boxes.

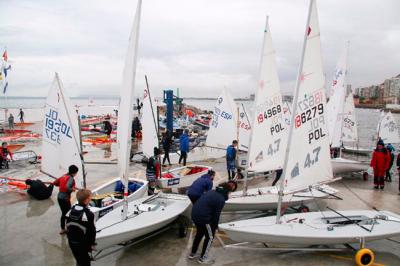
[1,49,11,94]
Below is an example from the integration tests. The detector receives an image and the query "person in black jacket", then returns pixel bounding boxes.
[189,182,235,264]
[66,189,96,266]
[162,130,173,166]
[25,179,54,200]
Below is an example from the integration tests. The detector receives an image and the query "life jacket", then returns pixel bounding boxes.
[54,174,75,194]
[66,205,92,243]
[146,157,157,175]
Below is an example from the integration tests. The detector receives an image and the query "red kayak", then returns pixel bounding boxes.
[8,144,25,152]
[15,122,34,127]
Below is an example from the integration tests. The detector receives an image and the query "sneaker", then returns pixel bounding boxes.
[198,257,215,264]
[374,186,379,189]
[187,253,199,260]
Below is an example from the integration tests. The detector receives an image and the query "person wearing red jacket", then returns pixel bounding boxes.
[0,142,13,169]
[370,140,390,190]
[53,165,79,234]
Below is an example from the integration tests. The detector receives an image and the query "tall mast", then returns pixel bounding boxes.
[276,0,314,223]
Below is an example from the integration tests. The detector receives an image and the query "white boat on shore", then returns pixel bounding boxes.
[331,157,368,175]
[156,165,210,189]
[95,193,190,250]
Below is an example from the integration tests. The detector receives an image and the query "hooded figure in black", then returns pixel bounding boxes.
[189,182,235,264]
[25,179,54,200]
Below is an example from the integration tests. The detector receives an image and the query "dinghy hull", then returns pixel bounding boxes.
[224,185,338,211]
[156,165,211,189]
[331,157,368,175]
[95,193,190,250]
[219,210,400,245]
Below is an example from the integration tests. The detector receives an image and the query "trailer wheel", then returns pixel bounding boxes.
[355,248,374,266]
[362,172,369,181]
[298,206,310,213]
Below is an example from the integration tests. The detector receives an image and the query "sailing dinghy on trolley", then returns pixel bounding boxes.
[95,0,190,252]
[219,2,400,265]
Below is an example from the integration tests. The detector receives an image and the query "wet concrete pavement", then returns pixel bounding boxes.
[1,136,400,265]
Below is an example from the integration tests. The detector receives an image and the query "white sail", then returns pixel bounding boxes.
[247,17,287,172]
[117,0,141,183]
[141,88,159,157]
[238,103,251,151]
[281,0,333,194]
[378,111,400,144]
[206,88,238,149]
[326,43,349,148]
[341,92,358,142]
[41,73,84,187]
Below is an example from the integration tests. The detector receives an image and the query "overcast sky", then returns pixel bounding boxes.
[1,0,399,98]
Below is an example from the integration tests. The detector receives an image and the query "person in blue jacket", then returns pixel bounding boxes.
[226,140,238,180]
[189,181,236,264]
[187,170,215,204]
[179,129,190,166]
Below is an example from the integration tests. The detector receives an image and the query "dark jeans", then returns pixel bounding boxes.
[179,151,187,166]
[374,176,384,188]
[0,158,9,169]
[191,223,217,259]
[188,194,200,204]
[163,147,171,165]
[272,169,283,186]
[68,241,91,266]
[57,198,71,230]
[385,165,393,181]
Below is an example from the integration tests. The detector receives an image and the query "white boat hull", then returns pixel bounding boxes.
[342,146,372,156]
[219,210,400,245]
[224,185,338,211]
[156,165,211,189]
[95,193,190,250]
[88,177,148,220]
[331,157,368,175]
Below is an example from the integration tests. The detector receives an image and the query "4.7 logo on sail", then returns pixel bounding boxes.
[44,108,72,143]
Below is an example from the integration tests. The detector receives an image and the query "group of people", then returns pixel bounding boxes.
[6,109,24,131]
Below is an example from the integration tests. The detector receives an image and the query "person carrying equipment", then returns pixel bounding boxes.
[25,179,54,200]
[189,181,236,264]
[187,170,215,204]
[66,189,96,266]
[0,142,13,169]
[53,165,78,234]
[146,147,161,195]
[226,140,238,180]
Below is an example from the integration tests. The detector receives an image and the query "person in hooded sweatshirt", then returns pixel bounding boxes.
[370,139,390,190]
[189,181,235,264]
[25,179,54,200]
[187,170,215,204]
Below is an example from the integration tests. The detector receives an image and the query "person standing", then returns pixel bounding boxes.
[103,117,112,138]
[25,179,54,200]
[0,142,13,169]
[18,109,24,123]
[385,143,395,182]
[226,140,238,180]
[146,147,161,195]
[53,165,78,234]
[179,129,190,166]
[162,130,173,166]
[136,98,142,115]
[66,189,96,266]
[189,182,235,264]
[370,140,389,190]
[187,170,215,204]
[8,113,14,131]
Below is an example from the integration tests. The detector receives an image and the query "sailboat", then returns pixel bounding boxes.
[219,2,400,263]
[325,43,368,174]
[224,16,338,211]
[41,74,147,220]
[377,111,400,144]
[341,92,372,156]
[140,80,212,189]
[95,0,190,251]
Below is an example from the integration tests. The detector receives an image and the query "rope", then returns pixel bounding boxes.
[340,180,379,212]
